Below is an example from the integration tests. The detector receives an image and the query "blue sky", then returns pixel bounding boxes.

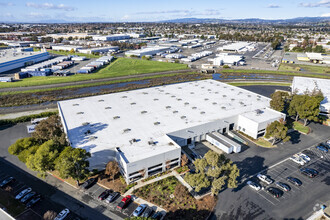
[0,0,329,22]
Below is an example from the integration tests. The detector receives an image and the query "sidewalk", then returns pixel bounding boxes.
[0,108,57,120]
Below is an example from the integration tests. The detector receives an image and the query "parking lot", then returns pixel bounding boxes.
[80,182,139,219]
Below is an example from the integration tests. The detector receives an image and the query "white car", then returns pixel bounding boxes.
[247,181,261,190]
[15,187,32,200]
[54,208,70,220]
[257,174,273,184]
[298,153,310,162]
[290,154,306,165]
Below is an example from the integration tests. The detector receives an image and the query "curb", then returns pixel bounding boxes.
[47,171,79,189]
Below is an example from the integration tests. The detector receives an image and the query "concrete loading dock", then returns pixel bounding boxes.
[206,132,241,154]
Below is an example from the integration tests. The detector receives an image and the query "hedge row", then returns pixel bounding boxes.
[0,111,58,126]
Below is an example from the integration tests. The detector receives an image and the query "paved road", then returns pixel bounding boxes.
[0,122,123,220]
[0,69,192,93]
[210,122,330,220]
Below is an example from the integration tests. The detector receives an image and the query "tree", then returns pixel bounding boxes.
[204,150,220,168]
[207,166,222,179]
[265,119,290,145]
[43,210,57,220]
[288,95,306,121]
[33,115,67,146]
[184,173,210,192]
[227,164,240,188]
[8,137,38,156]
[69,48,75,53]
[211,176,227,196]
[26,140,59,177]
[105,161,120,182]
[181,154,189,166]
[193,158,207,173]
[313,45,325,53]
[55,147,91,181]
[270,91,290,112]
[298,96,321,126]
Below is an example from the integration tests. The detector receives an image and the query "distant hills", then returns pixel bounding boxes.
[160,17,330,24]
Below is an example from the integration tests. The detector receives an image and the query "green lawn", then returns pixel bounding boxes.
[279,63,330,74]
[0,58,188,89]
[255,138,276,148]
[293,121,310,134]
[48,50,101,58]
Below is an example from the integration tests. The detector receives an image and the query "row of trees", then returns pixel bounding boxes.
[270,89,323,126]
[184,151,239,196]
[8,115,91,181]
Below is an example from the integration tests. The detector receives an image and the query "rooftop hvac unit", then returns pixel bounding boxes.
[77,112,84,115]
[113,116,120,119]
[141,111,147,114]
[105,107,111,109]
[123,128,131,133]
[255,109,263,115]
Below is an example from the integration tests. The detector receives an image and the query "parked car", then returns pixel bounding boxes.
[152,211,164,220]
[15,187,32,200]
[20,191,36,203]
[297,153,310,163]
[247,181,261,191]
[287,177,302,186]
[133,204,147,217]
[275,182,291,192]
[80,178,97,190]
[257,174,273,184]
[0,177,15,188]
[117,195,131,209]
[105,192,120,203]
[26,195,41,208]
[98,189,112,200]
[54,208,70,220]
[290,154,306,165]
[266,187,283,198]
[300,168,318,178]
[142,207,154,218]
[316,145,328,153]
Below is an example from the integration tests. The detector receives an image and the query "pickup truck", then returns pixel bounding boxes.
[117,195,131,209]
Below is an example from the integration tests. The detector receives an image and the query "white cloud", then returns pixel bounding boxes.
[268,4,281,8]
[26,2,75,11]
[0,2,14,6]
[300,0,330,7]
[320,12,330,16]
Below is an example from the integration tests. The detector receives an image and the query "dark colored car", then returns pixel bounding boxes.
[275,182,291,192]
[152,211,164,220]
[98,189,112,200]
[26,195,41,208]
[142,207,154,218]
[287,177,302,186]
[316,145,328,153]
[300,168,318,178]
[0,177,15,188]
[266,187,283,198]
[81,178,97,190]
[117,195,131,209]
[105,192,120,203]
[21,191,36,203]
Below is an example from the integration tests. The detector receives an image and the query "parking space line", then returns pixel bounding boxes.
[13,184,27,195]
[257,191,276,205]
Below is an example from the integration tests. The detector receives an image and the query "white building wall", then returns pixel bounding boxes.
[236,115,259,139]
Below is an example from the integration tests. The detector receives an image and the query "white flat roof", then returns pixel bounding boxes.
[58,80,271,168]
[0,49,47,63]
[240,108,284,123]
[292,77,330,112]
[221,42,251,51]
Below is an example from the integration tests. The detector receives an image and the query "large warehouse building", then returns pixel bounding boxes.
[292,76,330,115]
[0,49,51,74]
[92,34,130,41]
[125,46,170,57]
[58,80,285,183]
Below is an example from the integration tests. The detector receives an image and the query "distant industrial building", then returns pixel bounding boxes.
[218,42,256,53]
[213,53,245,66]
[297,53,330,64]
[92,34,130,41]
[125,46,170,57]
[291,77,330,115]
[51,45,83,52]
[58,80,284,183]
[0,40,36,47]
[78,46,119,54]
[0,49,51,74]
